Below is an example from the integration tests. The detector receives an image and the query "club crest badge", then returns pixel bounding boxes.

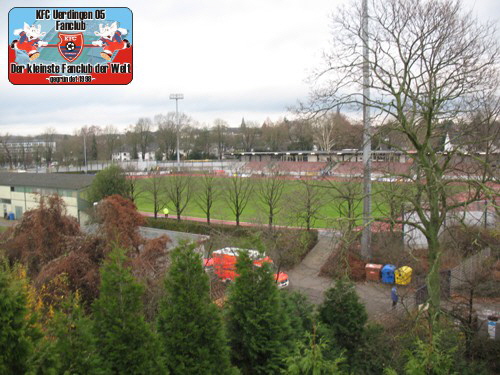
[57,33,84,62]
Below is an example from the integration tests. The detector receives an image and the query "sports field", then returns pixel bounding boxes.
[134,175,393,229]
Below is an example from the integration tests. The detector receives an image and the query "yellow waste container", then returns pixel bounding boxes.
[395,266,412,286]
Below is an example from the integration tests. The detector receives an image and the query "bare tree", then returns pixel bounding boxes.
[164,174,192,220]
[240,119,259,152]
[289,178,325,231]
[142,170,166,219]
[196,173,220,224]
[261,119,288,152]
[225,174,253,226]
[20,143,28,170]
[125,127,139,160]
[0,133,13,169]
[103,125,120,160]
[304,0,500,314]
[313,115,336,152]
[135,117,152,160]
[155,113,177,160]
[372,177,411,237]
[312,112,357,151]
[285,119,314,150]
[326,176,364,235]
[212,119,228,160]
[43,127,57,167]
[257,169,286,228]
[123,166,145,203]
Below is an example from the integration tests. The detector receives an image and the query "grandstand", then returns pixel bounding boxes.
[243,161,329,176]
[331,161,414,179]
[227,150,409,163]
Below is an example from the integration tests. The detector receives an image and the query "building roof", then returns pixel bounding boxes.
[0,172,95,190]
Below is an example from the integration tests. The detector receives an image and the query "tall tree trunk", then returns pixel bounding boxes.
[425,231,441,317]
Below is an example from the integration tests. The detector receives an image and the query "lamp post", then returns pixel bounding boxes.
[83,131,87,174]
[169,93,184,171]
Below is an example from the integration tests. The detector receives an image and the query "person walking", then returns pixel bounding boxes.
[163,208,169,219]
[391,286,398,309]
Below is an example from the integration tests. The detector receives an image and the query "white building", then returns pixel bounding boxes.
[112,152,131,161]
[403,199,497,249]
[0,172,94,223]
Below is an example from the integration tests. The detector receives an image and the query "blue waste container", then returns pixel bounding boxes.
[7,212,15,220]
[381,264,396,284]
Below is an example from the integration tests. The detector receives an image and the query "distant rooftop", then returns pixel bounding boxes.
[0,172,95,190]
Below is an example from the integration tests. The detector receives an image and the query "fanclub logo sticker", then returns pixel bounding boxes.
[8,7,133,85]
[57,32,84,62]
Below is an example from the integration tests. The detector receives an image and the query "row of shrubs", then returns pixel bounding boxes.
[145,218,319,268]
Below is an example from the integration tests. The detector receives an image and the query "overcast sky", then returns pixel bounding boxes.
[1,0,498,136]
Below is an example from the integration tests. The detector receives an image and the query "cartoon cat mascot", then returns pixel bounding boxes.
[92,22,131,61]
[10,23,49,61]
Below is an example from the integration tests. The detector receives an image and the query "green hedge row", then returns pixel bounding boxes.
[145,217,258,236]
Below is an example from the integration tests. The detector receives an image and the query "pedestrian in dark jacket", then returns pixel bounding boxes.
[391,286,398,308]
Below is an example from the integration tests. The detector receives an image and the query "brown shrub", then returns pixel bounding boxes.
[4,194,81,277]
[319,240,366,281]
[6,193,172,314]
[35,235,107,306]
[95,194,145,252]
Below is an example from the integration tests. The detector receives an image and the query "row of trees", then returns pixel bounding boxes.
[90,164,430,234]
[0,113,365,168]
[88,166,331,229]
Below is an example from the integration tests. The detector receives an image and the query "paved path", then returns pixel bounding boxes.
[285,229,408,323]
[287,231,337,304]
[356,282,408,323]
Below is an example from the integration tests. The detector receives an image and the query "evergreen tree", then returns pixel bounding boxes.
[92,247,165,374]
[353,323,393,375]
[284,327,347,375]
[385,331,458,375]
[157,243,235,375]
[0,264,37,375]
[87,165,130,203]
[281,290,314,344]
[49,292,106,374]
[318,279,367,364]
[226,251,291,375]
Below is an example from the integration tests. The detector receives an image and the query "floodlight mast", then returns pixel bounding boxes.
[169,93,184,172]
[361,0,372,259]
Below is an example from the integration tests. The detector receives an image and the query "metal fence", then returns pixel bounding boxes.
[412,248,492,308]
